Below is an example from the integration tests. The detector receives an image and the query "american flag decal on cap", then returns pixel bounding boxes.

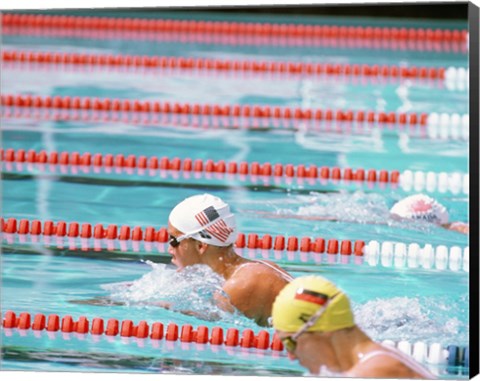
[195,206,233,243]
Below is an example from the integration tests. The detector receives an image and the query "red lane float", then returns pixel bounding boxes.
[0,216,366,257]
[1,14,468,55]
[3,149,466,195]
[1,50,448,80]
[0,94,429,128]
[2,27,467,53]
[0,14,466,41]
[0,148,400,184]
[2,106,431,140]
[2,310,283,351]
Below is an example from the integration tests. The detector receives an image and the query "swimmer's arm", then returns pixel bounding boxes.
[173,309,222,321]
[220,273,271,327]
[159,301,222,321]
[69,297,127,306]
[151,301,172,309]
[213,289,236,314]
[70,297,222,321]
[442,222,469,234]
[69,297,172,308]
[241,209,338,222]
[245,209,391,226]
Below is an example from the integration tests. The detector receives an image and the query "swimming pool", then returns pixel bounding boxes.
[1,6,470,379]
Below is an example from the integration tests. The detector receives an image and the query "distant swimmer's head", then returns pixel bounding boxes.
[390,194,449,225]
[169,193,237,247]
[272,276,354,334]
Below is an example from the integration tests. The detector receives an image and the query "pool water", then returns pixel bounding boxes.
[1,7,469,379]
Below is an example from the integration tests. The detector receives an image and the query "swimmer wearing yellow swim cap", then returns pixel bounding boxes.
[272,276,436,379]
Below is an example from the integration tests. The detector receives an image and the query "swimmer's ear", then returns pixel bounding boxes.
[197,240,209,254]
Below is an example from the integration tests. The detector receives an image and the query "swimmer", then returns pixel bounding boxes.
[272,276,436,379]
[166,193,293,326]
[246,193,469,235]
[70,194,292,324]
[390,194,468,234]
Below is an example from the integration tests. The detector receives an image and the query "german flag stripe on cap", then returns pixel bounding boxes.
[294,289,329,305]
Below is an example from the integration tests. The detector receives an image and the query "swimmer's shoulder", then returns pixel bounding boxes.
[228,261,265,285]
[352,356,430,379]
[229,260,293,291]
[233,259,292,281]
[353,346,436,379]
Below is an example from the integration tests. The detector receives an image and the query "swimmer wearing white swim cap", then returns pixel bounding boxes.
[241,193,469,235]
[390,194,469,234]
[167,193,293,326]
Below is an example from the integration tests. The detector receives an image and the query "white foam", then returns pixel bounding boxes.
[353,296,467,345]
[282,191,390,225]
[102,262,230,319]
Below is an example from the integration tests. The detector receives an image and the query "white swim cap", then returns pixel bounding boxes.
[390,194,449,225]
[169,193,237,247]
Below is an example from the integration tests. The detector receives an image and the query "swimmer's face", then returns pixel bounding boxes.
[167,222,202,270]
[277,331,335,375]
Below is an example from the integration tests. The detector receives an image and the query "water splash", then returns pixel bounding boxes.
[237,190,386,218]
[247,190,449,234]
[354,296,468,345]
[102,262,226,316]
[101,261,258,327]
[272,191,390,225]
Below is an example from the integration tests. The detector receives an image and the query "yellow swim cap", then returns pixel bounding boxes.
[272,276,354,333]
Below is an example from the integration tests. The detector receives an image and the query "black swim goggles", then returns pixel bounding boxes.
[169,234,188,248]
[168,221,219,248]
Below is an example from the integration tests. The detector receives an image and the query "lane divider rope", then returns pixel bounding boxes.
[426,112,470,140]
[380,339,469,369]
[4,28,465,54]
[2,50,468,85]
[0,105,428,140]
[1,94,470,141]
[0,148,400,184]
[2,14,467,42]
[1,159,400,196]
[1,148,469,195]
[4,54,467,94]
[1,217,468,272]
[1,216,367,257]
[399,170,468,195]
[1,107,469,142]
[2,310,282,351]
[1,14,468,53]
[1,310,469,368]
[0,93,430,125]
[364,240,469,272]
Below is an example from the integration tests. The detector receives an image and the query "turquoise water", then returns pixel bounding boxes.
[1,8,469,378]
